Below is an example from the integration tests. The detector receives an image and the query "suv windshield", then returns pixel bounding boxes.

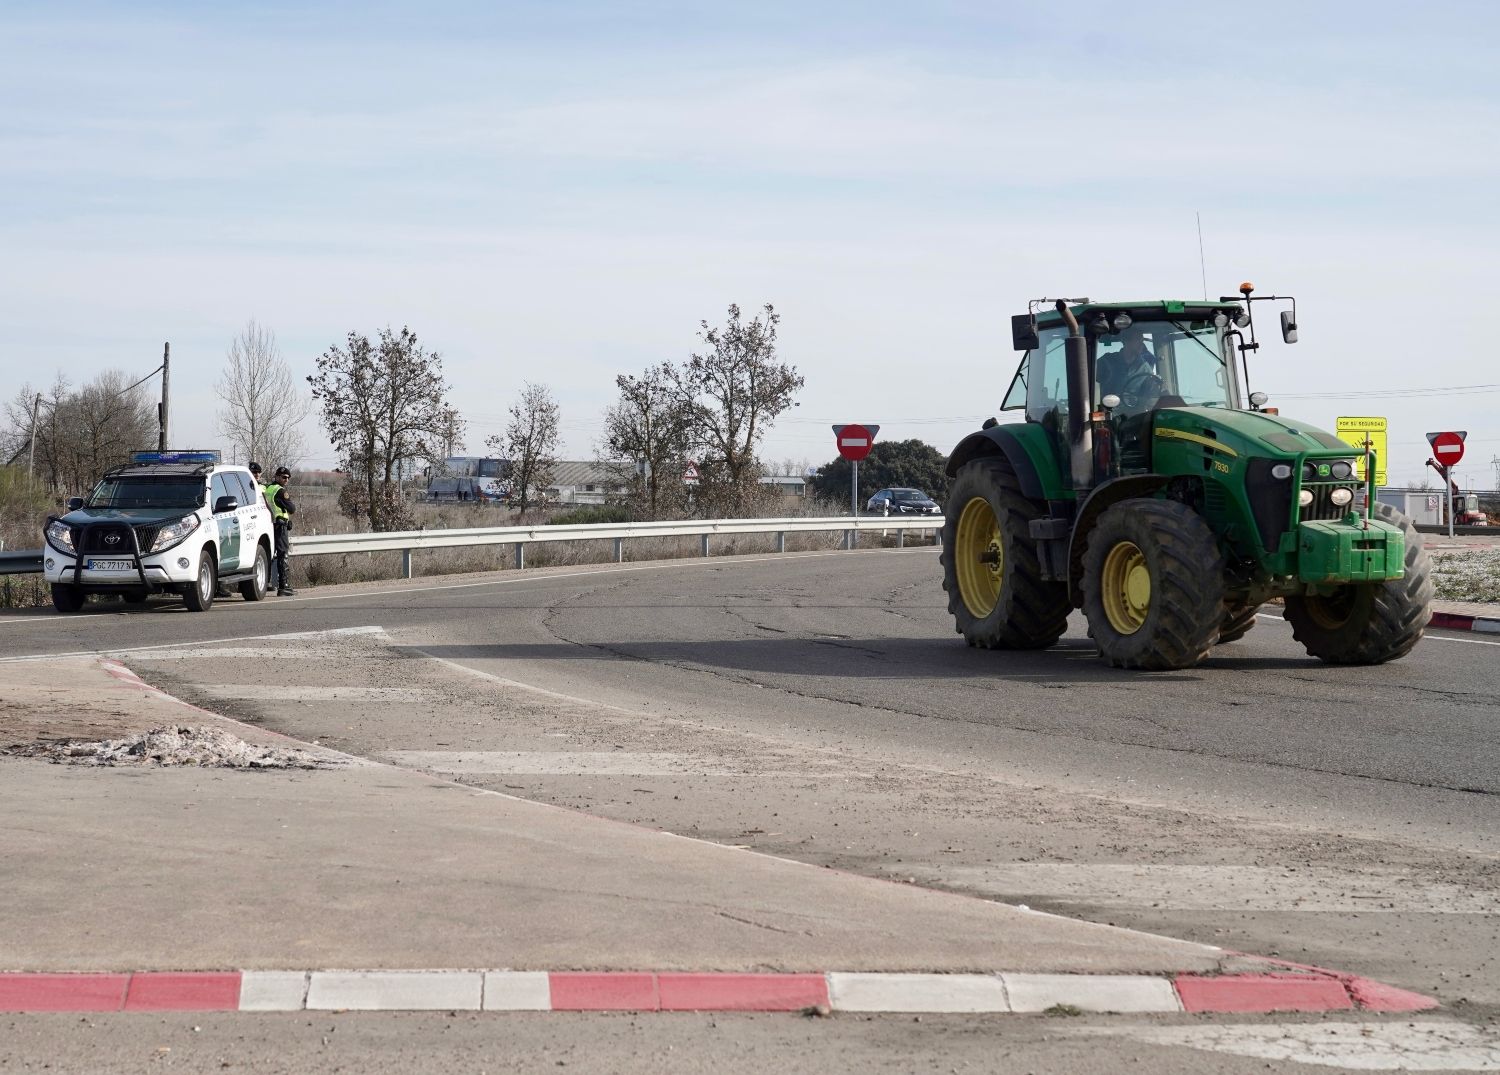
[87,477,205,510]
[892,489,929,501]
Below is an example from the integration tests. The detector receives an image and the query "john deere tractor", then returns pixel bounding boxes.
[941,284,1433,670]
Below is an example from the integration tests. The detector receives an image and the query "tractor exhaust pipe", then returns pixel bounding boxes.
[1056,300,1093,491]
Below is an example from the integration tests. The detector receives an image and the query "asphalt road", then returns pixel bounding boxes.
[4,546,1499,1069]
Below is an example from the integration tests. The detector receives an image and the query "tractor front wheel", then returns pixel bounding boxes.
[1082,499,1225,670]
[1284,502,1432,664]
[940,457,1070,649]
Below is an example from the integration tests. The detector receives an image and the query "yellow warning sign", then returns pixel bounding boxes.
[1335,416,1387,487]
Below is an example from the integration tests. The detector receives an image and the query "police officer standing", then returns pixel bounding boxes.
[263,466,297,596]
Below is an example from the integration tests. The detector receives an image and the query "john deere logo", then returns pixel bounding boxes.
[104,532,121,545]
[1317,464,1331,477]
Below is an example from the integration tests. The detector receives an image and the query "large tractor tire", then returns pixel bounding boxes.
[1082,498,1226,670]
[941,457,1071,650]
[1284,502,1433,664]
[1217,603,1259,644]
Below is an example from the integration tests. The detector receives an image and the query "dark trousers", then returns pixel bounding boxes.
[273,520,292,591]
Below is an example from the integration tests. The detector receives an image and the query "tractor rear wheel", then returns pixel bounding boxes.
[1217,603,1259,644]
[940,457,1070,649]
[1284,502,1432,664]
[1082,499,1225,670]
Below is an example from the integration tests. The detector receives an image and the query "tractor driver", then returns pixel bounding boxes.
[1098,326,1164,411]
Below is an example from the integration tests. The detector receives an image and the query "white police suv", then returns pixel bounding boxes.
[43,450,274,613]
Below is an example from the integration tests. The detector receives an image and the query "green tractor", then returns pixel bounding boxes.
[941,284,1433,670]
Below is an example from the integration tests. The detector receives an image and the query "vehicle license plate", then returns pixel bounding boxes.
[87,559,133,571]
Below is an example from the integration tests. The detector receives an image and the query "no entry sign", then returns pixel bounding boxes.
[1426,430,1467,467]
[833,423,879,461]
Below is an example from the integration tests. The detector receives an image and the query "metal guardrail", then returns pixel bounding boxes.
[2,516,945,581]
[0,550,44,575]
[293,515,945,578]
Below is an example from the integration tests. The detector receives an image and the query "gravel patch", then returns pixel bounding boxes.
[1432,549,1500,602]
[6,725,330,769]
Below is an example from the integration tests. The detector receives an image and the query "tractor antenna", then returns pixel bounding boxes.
[1196,212,1208,301]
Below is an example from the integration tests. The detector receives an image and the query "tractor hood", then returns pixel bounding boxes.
[1155,407,1355,461]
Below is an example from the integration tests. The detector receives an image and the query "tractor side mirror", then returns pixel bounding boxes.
[1280,310,1298,344]
[1011,314,1039,351]
[66,497,84,511]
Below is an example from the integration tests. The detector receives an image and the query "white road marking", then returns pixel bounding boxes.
[381,749,858,778]
[196,685,429,700]
[908,863,1498,914]
[1255,612,1500,646]
[0,625,388,663]
[1085,1021,1500,1070]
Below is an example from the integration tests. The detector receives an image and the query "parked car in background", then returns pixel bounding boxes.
[866,487,941,515]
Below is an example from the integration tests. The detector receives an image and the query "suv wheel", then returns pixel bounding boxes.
[240,544,269,602]
[183,551,217,612]
[51,584,86,613]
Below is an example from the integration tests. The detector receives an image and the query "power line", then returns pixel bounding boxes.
[1276,383,1500,400]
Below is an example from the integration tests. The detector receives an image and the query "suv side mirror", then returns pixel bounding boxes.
[66,497,85,511]
[1280,310,1298,344]
[214,495,239,513]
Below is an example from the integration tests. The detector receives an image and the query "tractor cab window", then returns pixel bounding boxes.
[999,324,1071,424]
[1095,319,1234,411]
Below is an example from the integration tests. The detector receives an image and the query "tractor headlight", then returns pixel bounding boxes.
[1330,488,1354,507]
[1270,463,1293,480]
[149,515,200,553]
[1298,489,1315,507]
[1330,460,1354,480]
[45,520,75,554]
[1111,312,1133,332]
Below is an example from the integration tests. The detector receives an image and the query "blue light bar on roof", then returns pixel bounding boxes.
[130,450,221,465]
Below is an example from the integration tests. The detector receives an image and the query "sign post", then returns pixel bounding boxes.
[833,423,878,510]
[1426,431,1467,537]
[833,424,879,548]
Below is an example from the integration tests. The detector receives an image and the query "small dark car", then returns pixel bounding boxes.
[866,487,941,515]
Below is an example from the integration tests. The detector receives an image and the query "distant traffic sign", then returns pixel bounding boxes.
[683,461,700,482]
[1426,430,1467,467]
[833,423,879,462]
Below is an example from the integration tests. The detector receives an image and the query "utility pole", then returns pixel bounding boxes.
[157,342,170,451]
[27,392,41,477]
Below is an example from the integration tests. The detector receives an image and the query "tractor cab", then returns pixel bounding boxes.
[1001,302,1244,485]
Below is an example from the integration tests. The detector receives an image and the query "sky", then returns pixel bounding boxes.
[3,0,1498,487]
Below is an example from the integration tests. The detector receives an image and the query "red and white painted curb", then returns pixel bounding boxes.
[1430,610,1500,634]
[0,969,1438,1015]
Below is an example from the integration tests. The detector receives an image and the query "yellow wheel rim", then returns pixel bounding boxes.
[1101,540,1151,634]
[955,496,1003,618]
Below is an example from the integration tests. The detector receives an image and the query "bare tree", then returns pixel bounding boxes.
[667,303,803,517]
[4,372,156,495]
[215,320,311,470]
[600,363,696,519]
[308,326,455,531]
[489,382,559,514]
